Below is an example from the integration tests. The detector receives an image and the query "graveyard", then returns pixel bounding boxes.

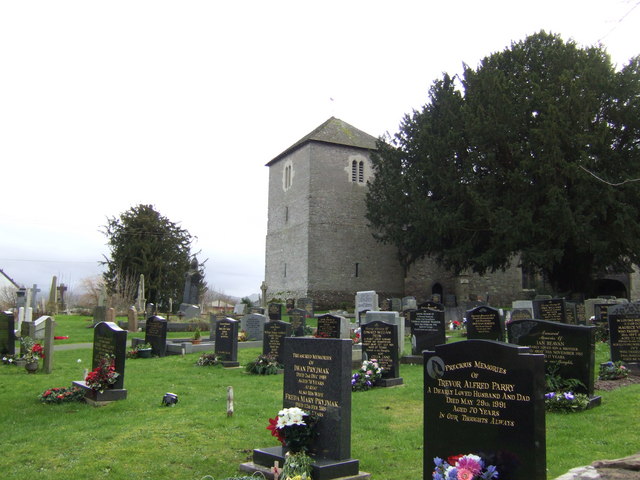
[1,307,639,480]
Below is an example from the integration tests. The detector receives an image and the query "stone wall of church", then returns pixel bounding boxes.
[406,256,529,307]
[264,145,312,301]
[305,143,404,309]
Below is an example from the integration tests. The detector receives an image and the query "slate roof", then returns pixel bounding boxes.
[266,117,378,166]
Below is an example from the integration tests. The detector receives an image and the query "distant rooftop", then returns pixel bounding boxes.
[267,117,378,166]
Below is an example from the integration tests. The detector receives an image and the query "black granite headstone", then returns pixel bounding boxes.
[565,302,578,325]
[510,308,533,322]
[575,303,586,325]
[316,314,342,339]
[607,302,640,365]
[215,318,239,367]
[91,321,127,390]
[0,311,16,355]
[263,320,292,364]
[424,340,546,480]
[466,306,504,341]
[251,338,359,480]
[289,308,307,337]
[361,320,402,385]
[507,319,597,396]
[144,315,167,357]
[268,303,282,321]
[532,298,566,323]
[286,298,295,313]
[410,306,445,355]
[594,303,612,323]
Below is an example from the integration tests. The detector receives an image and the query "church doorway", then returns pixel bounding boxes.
[431,283,443,304]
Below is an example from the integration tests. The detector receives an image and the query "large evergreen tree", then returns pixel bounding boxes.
[366,31,640,295]
[102,204,203,310]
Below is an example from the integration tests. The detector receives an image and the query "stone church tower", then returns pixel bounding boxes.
[265,117,639,308]
[264,117,404,308]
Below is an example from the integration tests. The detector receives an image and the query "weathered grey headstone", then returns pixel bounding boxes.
[402,296,417,312]
[43,316,56,374]
[127,306,138,332]
[390,298,402,312]
[106,307,116,324]
[424,340,546,480]
[93,305,107,324]
[241,313,267,341]
[355,291,378,318]
[234,303,247,315]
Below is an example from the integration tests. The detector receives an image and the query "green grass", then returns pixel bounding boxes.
[1,318,638,479]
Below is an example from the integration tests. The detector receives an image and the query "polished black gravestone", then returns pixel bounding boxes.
[409,305,445,355]
[424,340,546,480]
[466,306,504,341]
[608,303,640,367]
[248,338,364,480]
[73,321,128,404]
[316,314,344,339]
[0,311,16,355]
[532,298,566,323]
[361,320,403,387]
[215,318,240,367]
[289,308,307,337]
[145,315,167,357]
[263,320,292,364]
[510,308,532,322]
[268,303,282,321]
[507,319,599,402]
[594,303,612,323]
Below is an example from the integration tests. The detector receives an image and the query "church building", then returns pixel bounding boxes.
[264,118,637,309]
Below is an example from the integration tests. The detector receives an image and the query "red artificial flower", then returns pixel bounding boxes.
[54,336,69,340]
[448,454,464,466]
[267,417,284,444]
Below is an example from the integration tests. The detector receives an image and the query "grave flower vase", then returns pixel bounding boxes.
[25,360,39,374]
[137,348,152,358]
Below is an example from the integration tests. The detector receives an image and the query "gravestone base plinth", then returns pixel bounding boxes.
[72,381,127,406]
[400,354,423,365]
[245,446,368,480]
[378,377,404,387]
[221,360,240,368]
[586,395,602,409]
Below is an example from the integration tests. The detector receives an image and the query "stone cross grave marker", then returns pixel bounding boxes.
[424,340,546,480]
[145,316,168,357]
[466,305,504,341]
[215,318,240,367]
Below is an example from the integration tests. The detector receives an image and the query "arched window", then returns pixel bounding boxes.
[351,160,358,182]
[358,161,364,183]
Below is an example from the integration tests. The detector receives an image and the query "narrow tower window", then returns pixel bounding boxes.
[358,161,364,183]
[355,262,359,277]
[351,160,357,182]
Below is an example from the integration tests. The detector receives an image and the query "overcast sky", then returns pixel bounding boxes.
[1,1,638,299]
